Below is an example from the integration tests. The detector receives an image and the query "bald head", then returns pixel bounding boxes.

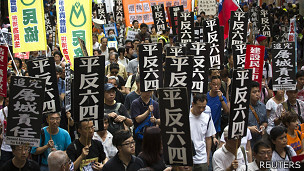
[48,150,70,171]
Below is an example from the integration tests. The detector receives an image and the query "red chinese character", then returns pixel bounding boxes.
[15,41,20,48]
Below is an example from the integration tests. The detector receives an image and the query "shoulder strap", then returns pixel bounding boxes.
[2,108,7,121]
[131,74,136,87]
[249,105,261,125]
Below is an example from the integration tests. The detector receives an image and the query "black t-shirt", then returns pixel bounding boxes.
[115,89,125,104]
[102,153,144,171]
[66,139,106,171]
[0,159,40,171]
[138,154,166,171]
[104,103,130,135]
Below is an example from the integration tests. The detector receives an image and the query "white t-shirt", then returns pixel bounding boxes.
[0,107,12,152]
[266,98,280,134]
[213,145,245,171]
[263,62,272,80]
[271,145,296,171]
[93,131,117,159]
[220,128,252,150]
[189,110,216,164]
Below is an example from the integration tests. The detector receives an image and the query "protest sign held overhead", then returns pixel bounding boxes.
[8,0,47,53]
[232,44,247,69]
[228,11,248,49]
[152,4,167,34]
[6,76,45,147]
[56,0,93,69]
[65,62,72,112]
[158,87,193,166]
[228,69,252,139]
[194,27,204,43]
[0,46,8,97]
[114,0,124,22]
[178,12,194,43]
[74,56,105,131]
[96,2,107,24]
[26,57,61,114]
[272,42,296,91]
[139,43,163,92]
[259,9,271,37]
[166,46,187,57]
[197,0,217,16]
[169,5,184,35]
[0,32,12,46]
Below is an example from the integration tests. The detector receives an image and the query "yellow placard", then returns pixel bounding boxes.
[57,0,93,70]
[8,0,47,53]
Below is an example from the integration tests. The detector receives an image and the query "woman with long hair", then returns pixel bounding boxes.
[269,126,297,171]
[138,126,171,171]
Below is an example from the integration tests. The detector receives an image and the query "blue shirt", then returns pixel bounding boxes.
[207,92,227,133]
[31,127,71,165]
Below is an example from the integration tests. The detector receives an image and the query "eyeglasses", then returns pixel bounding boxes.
[49,117,61,121]
[121,141,136,147]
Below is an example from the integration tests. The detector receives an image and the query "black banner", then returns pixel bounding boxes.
[114,0,124,22]
[158,87,193,166]
[152,4,167,34]
[228,11,248,49]
[187,42,210,94]
[232,44,247,69]
[139,43,163,92]
[272,42,296,91]
[228,69,252,139]
[164,56,193,99]
[249,6,260,35]
[44,12,53,36]
[65,63,71,112]
[6,76,45,147]
[166,46,187,57]
[194,27,204,43]
[178,12,194,43]
[74,56,105,131]
[259,9,271,37]
[169,5,184,35]
[26,57,61,114]
[0,32,12,46]
[97,3,108,24]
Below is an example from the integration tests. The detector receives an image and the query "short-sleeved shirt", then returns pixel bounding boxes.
[126,58,139,75]
[102,153,144,171]
[0,159,40,171]
[248,101,267,148]
[93,131,117,159]
[30,127,71,165]
[104,102,130,134]
[287,130,304,155]
[271,145,296,171]
[67,139,106,171]
[130,97,160,129]
[124,91,140,110]
[207,92,228,133]
[125,75,138,92]
[276,99,304,122]
[190,111,216,164]
[266,98,281,134]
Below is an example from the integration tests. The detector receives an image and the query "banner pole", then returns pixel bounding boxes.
[0,30,20,76]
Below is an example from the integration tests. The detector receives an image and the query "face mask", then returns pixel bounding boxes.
[109,34,115,39]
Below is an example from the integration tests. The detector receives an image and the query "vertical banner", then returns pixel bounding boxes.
[44,12,53,36]
[114,0,124,22]
[259,9,271,37]
[232,44,247,69]
[166,46,187,57]
[158,87,193,166]
[194,27,204,43]
[244,45,265,88]
[164,56,193,100]
[228,11,248,49]
[139,43,163,92]
[178,12,194,43]
[249,6,260,35]
[57,0,93,70]
[272,42,296,91]
[228,69,252,139]
[203,18,224,70]
[65,63,72,111]
[26,57,61,114]
[197,0,217,16]
[8,0,47,53]
[74,56,105,131]
[0,32,13,46]
[187,42,210,94]
[152,4,167,34]
[0,46,8,97]
[6,76,45,147]
[169,6,184,35]
[96,3,108,24]
[123,0,192,27]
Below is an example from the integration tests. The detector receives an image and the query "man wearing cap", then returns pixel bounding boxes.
[135,23,151,43]
[104,83,133,135]
[212,126,245,171]
[256,34,272,84]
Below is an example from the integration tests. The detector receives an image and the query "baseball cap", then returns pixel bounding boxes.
[104,83,116,91]
[256,34,267,44]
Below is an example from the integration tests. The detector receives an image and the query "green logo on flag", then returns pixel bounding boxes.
[21,0,36,6]
[69,2,86,27]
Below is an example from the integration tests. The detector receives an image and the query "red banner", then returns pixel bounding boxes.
[0,46,8,97]
[245,44,265,90]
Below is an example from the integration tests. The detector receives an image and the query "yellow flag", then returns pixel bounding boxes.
[8,0,47,53]
[57,0,93,70]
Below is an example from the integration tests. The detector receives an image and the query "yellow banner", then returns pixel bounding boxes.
[8,0,47,53]
[57,0,93,70]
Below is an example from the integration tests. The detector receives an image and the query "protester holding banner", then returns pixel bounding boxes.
[135,23,151,43]
[31,112,71,171]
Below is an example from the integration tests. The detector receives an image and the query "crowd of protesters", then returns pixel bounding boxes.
[0,0,304,171]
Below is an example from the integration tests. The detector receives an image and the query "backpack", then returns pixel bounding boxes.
[105,103,125,134]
